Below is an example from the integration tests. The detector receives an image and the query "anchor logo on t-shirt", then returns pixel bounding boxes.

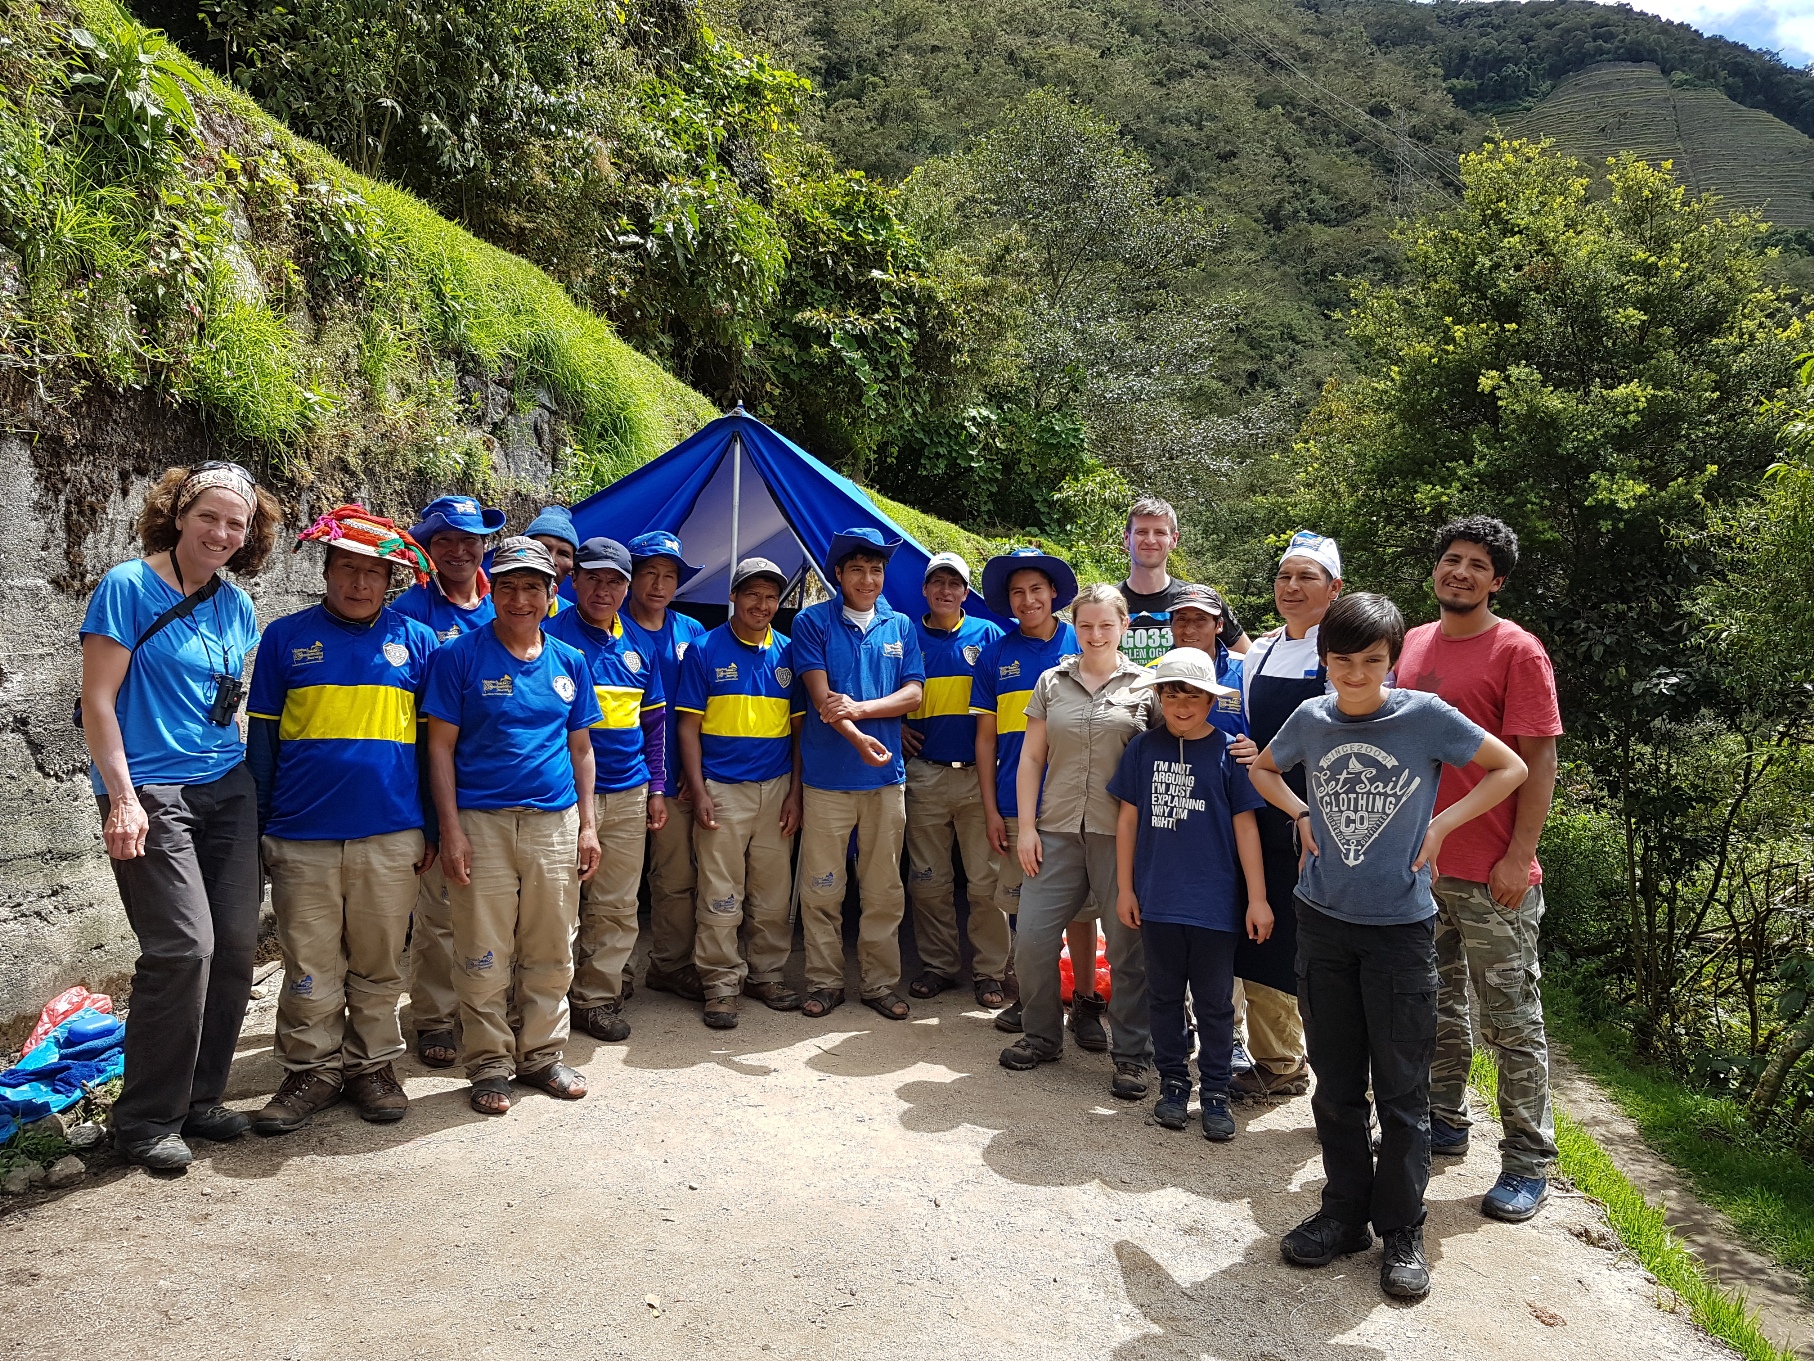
[1310,742,1421,867]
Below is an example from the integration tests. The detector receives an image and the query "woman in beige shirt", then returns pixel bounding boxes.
[999,584,1157,1100]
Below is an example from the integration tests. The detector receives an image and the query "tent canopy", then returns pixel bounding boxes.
[567,407,993,621]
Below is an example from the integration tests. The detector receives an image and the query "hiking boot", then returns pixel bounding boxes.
[645,962,705,1001]
[1481,1172,1549,1223]
[574,999,632,1042]
[1231,1063,1309,1100]
[344,1064,409,1124]
[1070,994,1109,1052]
[1153,1081,1191,1130]
[1110,1062,1149,1101]
[993,1000,1024,1033]
[252,1072,342,1135]
[181,1104,250,1142]
[703,996,740,1030]
[999,1037,1058,1070]
[743,979,804,1011]
[1430,1115,1470,1158]
[123,1134,193,1172]
[1380,1225,1431,1299]
[1230,1037,1254,1075]
[1280,1212,1372,1267]
[1200,1092,1236,1142]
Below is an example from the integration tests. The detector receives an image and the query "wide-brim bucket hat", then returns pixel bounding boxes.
[408,494,507,544]
[982,547,1079,617]
[626,530,703,586]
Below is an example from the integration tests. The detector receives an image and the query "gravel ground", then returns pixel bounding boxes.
[0,965,1729,1361]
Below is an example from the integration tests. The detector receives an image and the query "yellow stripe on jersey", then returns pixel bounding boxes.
[994,688,1035,735]
[592,685,644,730]
[910,674,972,721]
[280,685,417,743]
[701,694,793,740]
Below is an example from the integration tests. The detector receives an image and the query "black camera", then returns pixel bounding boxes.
[208,674,246,726]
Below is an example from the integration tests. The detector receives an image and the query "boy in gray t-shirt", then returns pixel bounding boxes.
[1249,592,1526,1304]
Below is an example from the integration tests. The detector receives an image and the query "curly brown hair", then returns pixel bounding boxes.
[136,466,282,575]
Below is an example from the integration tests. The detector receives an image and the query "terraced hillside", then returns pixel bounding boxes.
[1514,62,1814,227]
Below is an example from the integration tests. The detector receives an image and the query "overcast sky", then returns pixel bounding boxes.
[1618,1,1813,68]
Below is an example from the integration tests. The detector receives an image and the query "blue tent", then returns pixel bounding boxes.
[568,407,991,619]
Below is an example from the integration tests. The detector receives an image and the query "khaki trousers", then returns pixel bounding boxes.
[798,783,907,998]
[407,860,458,1038]
[446,805,581,1081]
[571,785,649,1009]
[264,829,422,1079]
[1234,977,1307,1077]
[693,775,796,998]
[646,799,697,976]
[905,762,1008,982]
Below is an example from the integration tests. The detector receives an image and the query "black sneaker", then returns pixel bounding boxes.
[1280,1212,1373,1267]
[999,1037,1059,1070]
[1200,1092,1236,1142]
[181,1104,250,1142]
[123,1133,194,1172]
[1429,1115,1470,1157]
[1380,1225,1431,1299]
[1109,1062,1149,1101]
[1153,1082,1190,1130]
[993,1001,1024,1033]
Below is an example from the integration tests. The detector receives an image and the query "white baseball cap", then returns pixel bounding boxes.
[923,551,972,585]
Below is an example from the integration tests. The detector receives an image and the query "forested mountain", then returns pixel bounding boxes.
[110,0,1814,563]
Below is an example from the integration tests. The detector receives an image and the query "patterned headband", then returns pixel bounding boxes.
[177,467,259,515]
[294,504,434,586]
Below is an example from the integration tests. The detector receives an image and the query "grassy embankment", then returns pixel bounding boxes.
[1471,1038,1800,1361]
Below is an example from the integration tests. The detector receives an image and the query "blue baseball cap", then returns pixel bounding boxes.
[626,530,702,585]
[982,547,1079,617]
[409,494,506,544]
[828,526,902,570]
[574,536,633,579]
[524,505,578,551]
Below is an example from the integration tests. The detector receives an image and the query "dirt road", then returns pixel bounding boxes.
[1,973,1726,1360]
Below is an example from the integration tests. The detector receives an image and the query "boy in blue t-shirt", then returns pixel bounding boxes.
[1250,592,1527,1303]
[1109,648,1269,1144]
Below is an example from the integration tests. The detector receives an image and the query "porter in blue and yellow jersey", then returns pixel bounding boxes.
[247,604,439,840]
[969,621,1078,817]
[907,613,1004,765]
[544,606,666,793]
[674,623,802,785]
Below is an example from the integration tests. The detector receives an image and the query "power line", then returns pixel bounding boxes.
[1158,0,1467,195]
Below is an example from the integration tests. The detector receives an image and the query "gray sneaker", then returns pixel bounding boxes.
[123,1133,194,1172]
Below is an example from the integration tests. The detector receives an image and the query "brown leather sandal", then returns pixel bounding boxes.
[517,1062,587,1100]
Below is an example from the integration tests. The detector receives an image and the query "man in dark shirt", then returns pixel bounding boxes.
[1118,496,1250,665]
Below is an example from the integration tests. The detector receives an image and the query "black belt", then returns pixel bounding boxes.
[913,757,975,769]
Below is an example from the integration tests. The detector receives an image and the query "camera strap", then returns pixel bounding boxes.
[73,572,224,728]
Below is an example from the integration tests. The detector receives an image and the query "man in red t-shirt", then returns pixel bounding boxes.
[1397,516,1561,1226]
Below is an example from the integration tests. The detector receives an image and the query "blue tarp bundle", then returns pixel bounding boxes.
[0,1008,125,1143]
[568,407,997,621]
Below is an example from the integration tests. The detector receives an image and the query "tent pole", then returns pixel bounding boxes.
[728,430,742,605]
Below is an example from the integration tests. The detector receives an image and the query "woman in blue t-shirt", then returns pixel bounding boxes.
[79,462,277,1173]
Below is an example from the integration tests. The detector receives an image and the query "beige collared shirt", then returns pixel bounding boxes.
[1024,653,1155,835]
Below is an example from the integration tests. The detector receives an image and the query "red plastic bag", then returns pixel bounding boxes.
[1058,938,1112,1003]
[23,986,114,1053]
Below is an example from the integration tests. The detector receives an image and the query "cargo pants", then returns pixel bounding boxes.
[1429,876,1558,1178]
[798,783,907,999]
[264,829,422,1079]
[693,775,796,998]
[905,760,1008,983]
[570,785,650,1009]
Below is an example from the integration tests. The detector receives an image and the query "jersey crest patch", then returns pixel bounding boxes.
[676,641,690,661]
[383,641,409,667]
[482,676,514,697]
[963,644,982,666]
[775,667,793,689]
[553,675,577,703]
[624,651,643,673]
[291,641,324,666]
